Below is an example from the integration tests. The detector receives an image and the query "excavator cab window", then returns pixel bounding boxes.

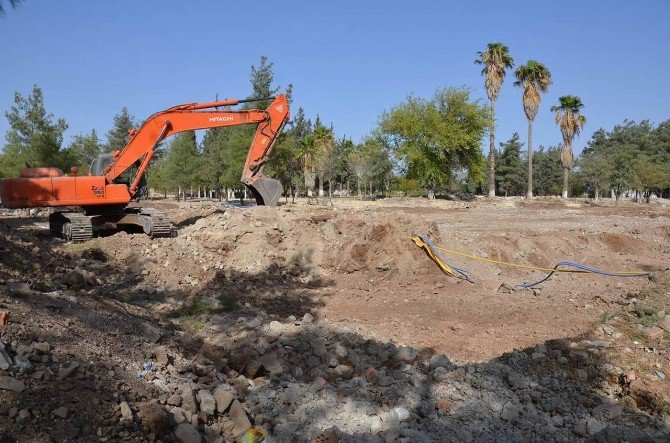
[90,153,114,176]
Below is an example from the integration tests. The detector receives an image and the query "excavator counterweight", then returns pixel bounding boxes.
[0,95,290,241]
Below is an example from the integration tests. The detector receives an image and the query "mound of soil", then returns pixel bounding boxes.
[89,206,440,294]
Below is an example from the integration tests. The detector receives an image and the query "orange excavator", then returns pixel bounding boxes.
[0,95,289,241]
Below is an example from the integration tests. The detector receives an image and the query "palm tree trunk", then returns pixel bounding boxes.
[562,168,569,199]
[488,99,496,198]
[526,119,533,198]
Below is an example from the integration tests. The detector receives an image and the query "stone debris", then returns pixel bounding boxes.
[0,376,25,392]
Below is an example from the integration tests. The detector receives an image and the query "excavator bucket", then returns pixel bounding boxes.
[246,176,283,206]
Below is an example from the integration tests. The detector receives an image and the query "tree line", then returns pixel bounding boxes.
[1,53,668,203]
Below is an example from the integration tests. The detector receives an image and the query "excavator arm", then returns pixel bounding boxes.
[105,94,289,205]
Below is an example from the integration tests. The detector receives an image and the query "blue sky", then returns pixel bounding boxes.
[1,0,668,155]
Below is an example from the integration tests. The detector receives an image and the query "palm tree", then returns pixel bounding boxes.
[475,42,514,197]
[551,95,586,199]
[514,60,552,198]
[0,0,21,16]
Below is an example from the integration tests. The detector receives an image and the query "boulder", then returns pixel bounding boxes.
[213,387,234,413]
[198,389,216,415]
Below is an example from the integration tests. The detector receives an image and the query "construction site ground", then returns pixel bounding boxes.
[1,196,669,442]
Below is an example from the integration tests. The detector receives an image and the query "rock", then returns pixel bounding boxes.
[501,404,520,422]
[66,269,86,286]
[258,352,283,375]
[53,406,68,419]
[576,369,589,381]
[59,363,79,379]
[312,377,327,391]
[302,312,314,324]
[334,343,348,359]
[138,401,167,435]
[334,364,353,379]
[0,376,25,392]
[507,371,529,390]
[154,346,169,365]
[119,401,133,422]
[175,423,202,443]
[18,408,30,420]
[395,346,417,363]
[0,310,9,325]
[435,399,452,412]
[15,355,33,373]
[6,281,30,295]
[602,325,615,335]
[369,415,383,433]
[379,376,394,387]
[181,388,197,414]
[365,367,378,383]
[141,322,162,343]
[213,387,234,413]
[587,417,606,435]
[644,327,664,340]
[428,354,452,370]
[594,403,622,420]
[198,389,216,415]
[390,407,410,422]
[167,394,182,406]
[32,342,50,353]
[228,400,251,437]
[658,315,670,332]
[267,321,283,335]
[170,407,188,425]
[0,346,13,370]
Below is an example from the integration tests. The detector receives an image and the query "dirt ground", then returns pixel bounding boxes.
[1,196,669,441]
[102,197,669,363]
[5,197,670,364]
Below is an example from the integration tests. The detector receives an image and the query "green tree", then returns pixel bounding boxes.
[532,146,563,196]
[579,150,610,201]
[475,42,514,197]
[379,86,489,198]
[105,107,137,152]
[514,60,552,198]
[0,85,69,177]
[609,153,633,205]
[249,56,280,108]
[207,56,288,201]
[163,132,200,200]
[551,95,586,199]
[147,154,170,198]
[633,156,669,203]
[65,129,102,173]
[360,136,394,196]
[267,107,312,201]
[496,132,525,196]
[332,137,356,194]
[201,124,228,198]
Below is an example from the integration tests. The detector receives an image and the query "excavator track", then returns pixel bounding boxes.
[49,212,94,242]
[138,208,173,238]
